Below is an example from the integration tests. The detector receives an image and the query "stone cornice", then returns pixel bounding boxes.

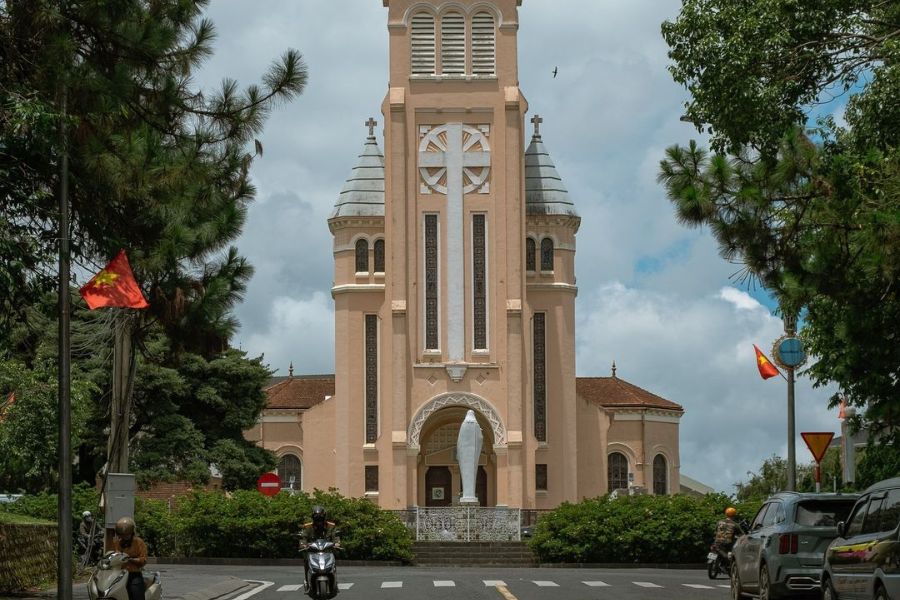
[331,284,386,297]
[328,216,385,233]
[526,214,582,230]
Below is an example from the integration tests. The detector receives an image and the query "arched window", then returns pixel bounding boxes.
[277,454,302,490]
[471,11,496,76]
[526,238,536,272]
[608,452,628,493]
[653,454,668,495]
[410,12,436,76]
[440,12,465,75]
[540,238,554,271]
[355,238,369,273]
[374,239,385,273]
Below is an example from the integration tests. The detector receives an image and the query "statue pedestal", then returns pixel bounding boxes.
[459,498,479,506]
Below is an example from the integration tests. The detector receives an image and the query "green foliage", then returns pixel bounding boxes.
[134,490,413,561]
[855,433,900,489]
[735,450,847,502]
[0,482,101,529]
[529,494,760,564]
[660,0,900,448]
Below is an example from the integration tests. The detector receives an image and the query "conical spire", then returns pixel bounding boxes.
[331,118,385,219]
[524,115,578,217]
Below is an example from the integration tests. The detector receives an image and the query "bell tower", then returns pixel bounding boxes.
[328,0,579,509]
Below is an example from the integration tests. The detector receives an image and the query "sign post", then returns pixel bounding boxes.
[801,432,834,493]
[257,472,281,497]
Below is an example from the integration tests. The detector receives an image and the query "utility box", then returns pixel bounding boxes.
[104,473,136,527]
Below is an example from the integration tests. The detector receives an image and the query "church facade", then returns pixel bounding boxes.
[244,0,684,510]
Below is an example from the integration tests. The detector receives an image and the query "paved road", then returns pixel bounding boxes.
[177,565,731,600]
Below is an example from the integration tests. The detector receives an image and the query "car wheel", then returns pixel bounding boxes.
[759,564,773,600]
[731,563,743,600]
[822,576,838,600]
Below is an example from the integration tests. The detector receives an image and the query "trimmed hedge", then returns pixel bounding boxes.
[136,489,413,562]
[529,493,761,564]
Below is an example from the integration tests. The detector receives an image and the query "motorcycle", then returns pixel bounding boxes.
[706,543,732,579]
[87,552,162,600]
[76,527,105,567]
[303,538,339,599]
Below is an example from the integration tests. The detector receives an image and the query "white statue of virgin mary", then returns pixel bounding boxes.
[456,410,483,504]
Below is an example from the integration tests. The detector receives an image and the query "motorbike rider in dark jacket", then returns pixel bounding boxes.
[299,506,340,592]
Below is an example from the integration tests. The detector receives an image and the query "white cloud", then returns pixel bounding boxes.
[195,1,843,496]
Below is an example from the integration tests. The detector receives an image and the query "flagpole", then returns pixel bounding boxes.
[57,82,73,600]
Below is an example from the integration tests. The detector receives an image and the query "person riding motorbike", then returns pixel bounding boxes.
[77,510,103,566]
[713,507,743,557]
[112,517,148,600]
[79,511,94,538]
[299,506,340,592]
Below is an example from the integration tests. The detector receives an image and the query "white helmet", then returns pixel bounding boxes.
[82,511,92,519]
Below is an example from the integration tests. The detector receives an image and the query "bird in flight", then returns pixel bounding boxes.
[552,67,558,78]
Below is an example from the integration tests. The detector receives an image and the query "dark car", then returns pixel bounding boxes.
[732,492,858,600]
[822,477,900,600]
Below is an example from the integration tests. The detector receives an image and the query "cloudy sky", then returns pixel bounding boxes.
[193,1,843,494]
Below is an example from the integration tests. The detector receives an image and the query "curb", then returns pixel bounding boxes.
[538,563,707,569]
[148,557,405,567]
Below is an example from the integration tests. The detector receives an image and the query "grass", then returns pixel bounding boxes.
[0,511,55,525]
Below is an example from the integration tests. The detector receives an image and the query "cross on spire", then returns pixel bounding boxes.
[531,114,543,137]
[611,360,617,378]
[366,117,378,137]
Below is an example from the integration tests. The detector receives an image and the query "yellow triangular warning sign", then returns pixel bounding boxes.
[801,432,834,464]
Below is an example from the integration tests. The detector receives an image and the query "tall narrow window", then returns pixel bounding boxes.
[365,314,378,443]
[440,12,465,75]
[355,238,369,273]
[526,238,536,272]
[540,237,554,271]
[374,239,385,273]
[535,464,548,492]
[473,214,487,350]
[533,312,546,442]
[410,12,436,76]
[608,452,628,493]
[277,455,302,490]
[365,465,379,493]
[653,455,668,495]
[425,215,439,350]
[471,12,496,76]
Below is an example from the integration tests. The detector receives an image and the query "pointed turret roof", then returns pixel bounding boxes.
[330,118,385,219]
[524,115,578,217]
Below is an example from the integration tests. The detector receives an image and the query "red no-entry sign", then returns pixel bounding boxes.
[257,472,281,496]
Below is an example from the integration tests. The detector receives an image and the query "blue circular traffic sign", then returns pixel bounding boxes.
[775,337,806,368]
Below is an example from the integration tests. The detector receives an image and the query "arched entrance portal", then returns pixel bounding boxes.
[418,407,496,507]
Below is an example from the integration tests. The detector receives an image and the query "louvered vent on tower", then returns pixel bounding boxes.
[471,12,496,76]
[440,12,465,75]
[410,12,436,76]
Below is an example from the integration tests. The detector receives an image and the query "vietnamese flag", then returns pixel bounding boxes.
[753,344,780,380]
[79,250,149,310]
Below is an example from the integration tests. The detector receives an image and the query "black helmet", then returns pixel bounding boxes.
[312,505,326,525]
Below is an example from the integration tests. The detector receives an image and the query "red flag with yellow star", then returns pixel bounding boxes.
[79,250,149,310]
[753,344,780,380]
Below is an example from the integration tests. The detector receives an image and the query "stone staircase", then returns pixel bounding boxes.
[412,541,537,567]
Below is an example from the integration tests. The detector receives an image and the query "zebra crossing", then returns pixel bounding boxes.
[273,580,732,592]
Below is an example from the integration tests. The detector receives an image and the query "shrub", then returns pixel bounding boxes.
[0,482,101,530]
[529,493,761,564]
[136,489,413,561]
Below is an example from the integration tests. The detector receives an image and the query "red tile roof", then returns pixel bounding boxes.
[576,376,683,411]
[265,375,335,410]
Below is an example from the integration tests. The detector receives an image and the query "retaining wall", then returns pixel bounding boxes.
[0,523,57,593]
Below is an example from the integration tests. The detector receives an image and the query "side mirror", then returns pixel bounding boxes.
[836,521,845,538]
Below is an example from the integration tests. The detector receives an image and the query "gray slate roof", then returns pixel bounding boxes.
[524,133,578,217]
[331,134,385,219]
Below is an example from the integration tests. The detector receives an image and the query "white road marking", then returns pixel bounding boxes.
[718,584,731,588]
[634,581,663,588]
[232,581,274,600]
[583,581,611,587]
[484,580,507,587]
[381,581,403,588]
[684,584,715,589]
[276,584,303,592]
[532,580,560,587]
[433,580,456,587]
[338,583,354,590]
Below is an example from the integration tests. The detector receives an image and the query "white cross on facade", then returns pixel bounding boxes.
[418,123,491,362]
[366,117,377,137]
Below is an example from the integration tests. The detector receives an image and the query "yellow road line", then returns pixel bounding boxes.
[496,584,518,600]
